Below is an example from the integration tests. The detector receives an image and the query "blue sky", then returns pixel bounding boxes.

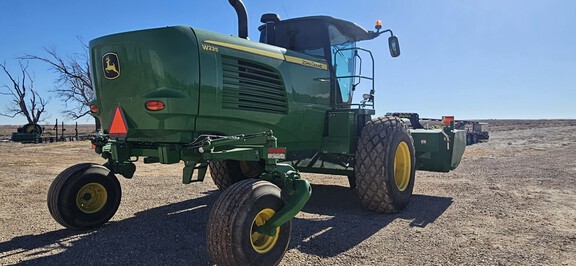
[0,0,575,125]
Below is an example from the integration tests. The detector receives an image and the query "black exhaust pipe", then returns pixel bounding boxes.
[228,0,248,39]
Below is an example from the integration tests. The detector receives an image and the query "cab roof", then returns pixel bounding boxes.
[278,16,377,43]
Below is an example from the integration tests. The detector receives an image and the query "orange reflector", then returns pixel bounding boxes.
[109,106,128,138]
[145,100,165,111]
[90,104,99,113]
[442,116,455,126]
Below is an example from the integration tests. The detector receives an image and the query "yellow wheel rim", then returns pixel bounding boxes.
[250,208,280,254]
[76,183,108,214]
[394,141,411,191]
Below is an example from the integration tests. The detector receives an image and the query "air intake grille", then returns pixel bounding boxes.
[222,57,287,114]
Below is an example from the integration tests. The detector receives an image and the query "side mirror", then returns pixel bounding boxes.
[388,36,400,57]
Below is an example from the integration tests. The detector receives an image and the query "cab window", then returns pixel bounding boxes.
[332,42,356,104]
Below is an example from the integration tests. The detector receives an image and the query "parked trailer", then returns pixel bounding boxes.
[455,121,489,145]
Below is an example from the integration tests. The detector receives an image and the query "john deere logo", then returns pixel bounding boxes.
[102,53,120,79]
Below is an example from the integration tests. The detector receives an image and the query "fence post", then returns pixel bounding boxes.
[54,119,58,142]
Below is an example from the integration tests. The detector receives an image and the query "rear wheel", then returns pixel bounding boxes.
[355,116,416,213]
[209,160,263,190]
[207,179,291,266]
[47,163,121,230]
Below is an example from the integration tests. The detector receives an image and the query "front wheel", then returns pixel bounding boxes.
[206,179,291,266]
[355,116,416,213]
[47,163,121,230]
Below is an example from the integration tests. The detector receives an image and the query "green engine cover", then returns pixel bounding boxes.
[90,26,332,153]
[91,26,201,144]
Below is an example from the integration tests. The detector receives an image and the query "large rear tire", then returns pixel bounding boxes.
[355,116,416,213]
[47,163,121,230]
[209,160,263,190]
[207,179,291,266]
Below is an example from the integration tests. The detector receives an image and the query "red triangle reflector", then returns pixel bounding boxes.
[109,106,128,138]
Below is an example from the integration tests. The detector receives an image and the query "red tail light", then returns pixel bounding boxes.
[90,104,99,113]
[145,100,165,111]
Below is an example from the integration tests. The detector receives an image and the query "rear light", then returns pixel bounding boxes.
[145,100,165,111]
[267,147,286,160]
[90,104,99,113]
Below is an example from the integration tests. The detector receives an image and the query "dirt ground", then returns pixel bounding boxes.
[0,120,575,265]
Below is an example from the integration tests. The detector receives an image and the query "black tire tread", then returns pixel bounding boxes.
[355,116,415,213]
[47,163,97,229]
[208,160,232,190]
[207,179,285,266]
[209,160,263,190]
[47,163,121,230]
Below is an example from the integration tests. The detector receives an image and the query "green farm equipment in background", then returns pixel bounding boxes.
[47,1,466,265]
[388,112,489,146]
[11,123,42,143]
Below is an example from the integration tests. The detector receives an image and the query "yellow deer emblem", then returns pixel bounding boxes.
[105,56,119,74]
[103,53,120,79]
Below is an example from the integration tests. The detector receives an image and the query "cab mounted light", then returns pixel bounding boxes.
[375,20,382,31]
[145,100,165,111]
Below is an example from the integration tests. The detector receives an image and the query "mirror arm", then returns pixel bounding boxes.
[369,29,395,39]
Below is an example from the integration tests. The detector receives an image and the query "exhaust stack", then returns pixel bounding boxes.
[228,0,248,39]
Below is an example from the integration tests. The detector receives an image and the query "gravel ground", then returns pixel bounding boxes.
[0,120,575,265]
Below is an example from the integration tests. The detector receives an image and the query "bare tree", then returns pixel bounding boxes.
[0,60,49,124]
[24,41,93,121]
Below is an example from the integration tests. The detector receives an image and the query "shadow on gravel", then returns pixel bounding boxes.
[0,191,220,265]
[292,184,453,257]
[0,184,452,264]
